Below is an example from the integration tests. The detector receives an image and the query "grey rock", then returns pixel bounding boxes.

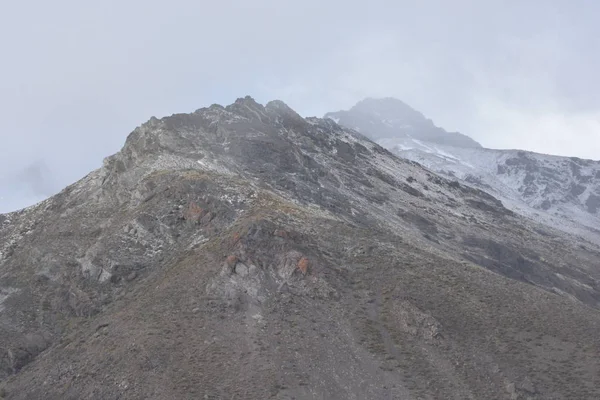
[520,377,536,394]
[506,382,517,399]
[234,263,249,277]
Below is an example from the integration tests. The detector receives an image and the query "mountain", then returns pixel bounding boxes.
[1,97,600,399]
[328,98,600,244]
[325,97,482,148]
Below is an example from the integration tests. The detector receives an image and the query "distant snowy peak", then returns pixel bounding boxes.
[325,97,482,149]
[386,139,600,243]
[326,98,600,243]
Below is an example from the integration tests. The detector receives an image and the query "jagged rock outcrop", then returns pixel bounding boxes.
[0,97,599,399]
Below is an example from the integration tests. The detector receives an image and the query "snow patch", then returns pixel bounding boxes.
[0,287,19,312]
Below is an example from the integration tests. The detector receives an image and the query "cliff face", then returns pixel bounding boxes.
[1,97,599,399]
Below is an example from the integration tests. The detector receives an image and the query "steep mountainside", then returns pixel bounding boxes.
[1,97,599,399]
[328,98,600,244]
[394,145,600,243]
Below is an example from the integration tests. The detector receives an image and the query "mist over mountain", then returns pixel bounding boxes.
[0,162,56,213]
[2,2,600,398]
[327,98,600,244]
[325,98,482,148]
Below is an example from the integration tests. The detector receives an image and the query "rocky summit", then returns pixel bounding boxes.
[1,96,600,399]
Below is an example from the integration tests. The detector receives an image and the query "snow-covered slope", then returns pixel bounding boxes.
[327,99,600,244]
[394,143,600,242]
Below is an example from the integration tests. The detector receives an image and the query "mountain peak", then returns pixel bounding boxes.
[223,96,268,121]
[233,95,262,107]
[326,97,481,148]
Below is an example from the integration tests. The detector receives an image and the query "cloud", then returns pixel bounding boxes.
[471,98,600,158]
[0,161,54,213]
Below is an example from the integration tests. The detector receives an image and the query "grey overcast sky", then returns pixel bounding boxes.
[1,0,600,211]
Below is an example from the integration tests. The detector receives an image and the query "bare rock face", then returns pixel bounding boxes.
[0,97,600,399]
